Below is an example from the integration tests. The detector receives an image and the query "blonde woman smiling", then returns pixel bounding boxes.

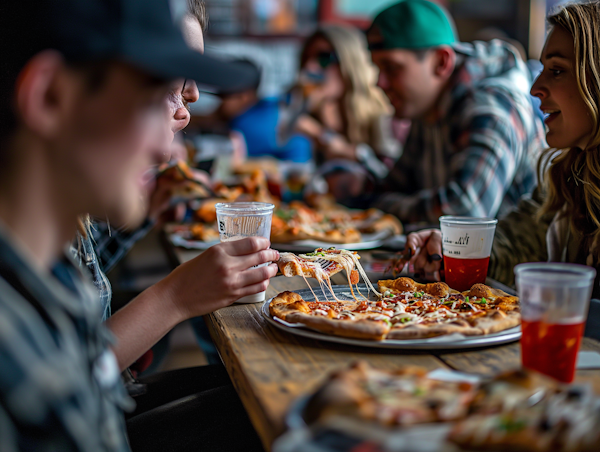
[291,24,401,197]
[403,1,600,296]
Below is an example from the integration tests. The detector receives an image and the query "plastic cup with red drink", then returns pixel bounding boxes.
[439,216,498,292]
[515,262,595,383]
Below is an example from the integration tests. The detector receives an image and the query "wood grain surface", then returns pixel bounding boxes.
[205,275,448,450]
[168,245,600,450]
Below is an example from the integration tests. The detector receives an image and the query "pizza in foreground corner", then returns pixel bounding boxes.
[270,249,520,341]
[304,362,600,451]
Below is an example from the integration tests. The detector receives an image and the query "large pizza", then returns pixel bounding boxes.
[270,248,520,341]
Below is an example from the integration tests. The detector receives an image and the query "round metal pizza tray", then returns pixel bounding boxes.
[261,284,521,350]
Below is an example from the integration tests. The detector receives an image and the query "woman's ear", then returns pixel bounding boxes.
[432,46,456,80]
[14,50,78,140]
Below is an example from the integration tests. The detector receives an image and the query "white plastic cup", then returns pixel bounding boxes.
[215,202,275,303]
[439,216,498,291]
[515,263,596,382]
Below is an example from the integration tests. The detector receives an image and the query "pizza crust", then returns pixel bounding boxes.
[388,309,520,339]
[378,278,456,297]
[470,310,521,335]
[285,311,390,341]
[387,322,483,339]
[278,254,322,278]
[269,291,308,321]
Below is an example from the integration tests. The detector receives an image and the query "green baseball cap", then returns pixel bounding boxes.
[367,0,457,51]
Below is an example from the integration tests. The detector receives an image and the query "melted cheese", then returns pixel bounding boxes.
[292,249,381,301]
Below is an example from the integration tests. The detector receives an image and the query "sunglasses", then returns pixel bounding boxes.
[316,51,339,69]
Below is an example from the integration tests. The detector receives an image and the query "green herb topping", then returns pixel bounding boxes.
[413,387,425,396]
[498,417,527,433]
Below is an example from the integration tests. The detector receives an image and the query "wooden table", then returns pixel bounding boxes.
[171,246,600,451]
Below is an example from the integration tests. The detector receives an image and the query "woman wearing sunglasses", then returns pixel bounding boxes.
[290,24,404,201]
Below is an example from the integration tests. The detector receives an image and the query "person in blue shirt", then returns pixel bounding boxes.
[210,59,313,163]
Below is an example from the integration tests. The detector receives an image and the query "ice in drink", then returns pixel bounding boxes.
[439,217,497,291]
[521,319,585,383]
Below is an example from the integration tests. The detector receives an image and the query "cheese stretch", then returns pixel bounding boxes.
[281,249,381,302]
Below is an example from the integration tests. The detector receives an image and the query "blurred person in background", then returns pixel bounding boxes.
[191,59,312,163]
[356,0,546,224]
[285,24,402,200]
[0,0,275,451]
[399,1,600,295]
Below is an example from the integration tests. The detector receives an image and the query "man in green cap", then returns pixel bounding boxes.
[361,0,545,223]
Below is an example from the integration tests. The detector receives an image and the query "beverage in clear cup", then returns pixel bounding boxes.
[215,202,275,303]
[439,216,498,291]
[515,263,595,383]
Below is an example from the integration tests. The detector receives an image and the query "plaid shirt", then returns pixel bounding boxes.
[0,227,133,451]
[72,219,154,320]
[90,219,154,275]
[374,40,546,223]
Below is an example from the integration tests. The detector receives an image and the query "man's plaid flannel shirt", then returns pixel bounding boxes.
[0,227,133,451]
[373,40,546,223]
[72,219,155,320]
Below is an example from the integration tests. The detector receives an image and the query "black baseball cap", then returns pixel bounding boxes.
[0,0,255,92]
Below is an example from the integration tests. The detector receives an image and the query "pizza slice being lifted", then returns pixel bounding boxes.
[277,248,381,303]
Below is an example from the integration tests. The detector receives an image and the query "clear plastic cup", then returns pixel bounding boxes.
[215,202,275,303]
[515,263,596,383]
[439,216,498,291]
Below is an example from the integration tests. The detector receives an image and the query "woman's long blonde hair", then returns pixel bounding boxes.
[300,24,391,145]
[538,1,600,242]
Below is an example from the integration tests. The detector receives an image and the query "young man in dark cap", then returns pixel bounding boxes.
[363,0,545,223]
[0,0,276,450]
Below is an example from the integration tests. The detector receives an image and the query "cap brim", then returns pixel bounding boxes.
[124,35,258,93]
